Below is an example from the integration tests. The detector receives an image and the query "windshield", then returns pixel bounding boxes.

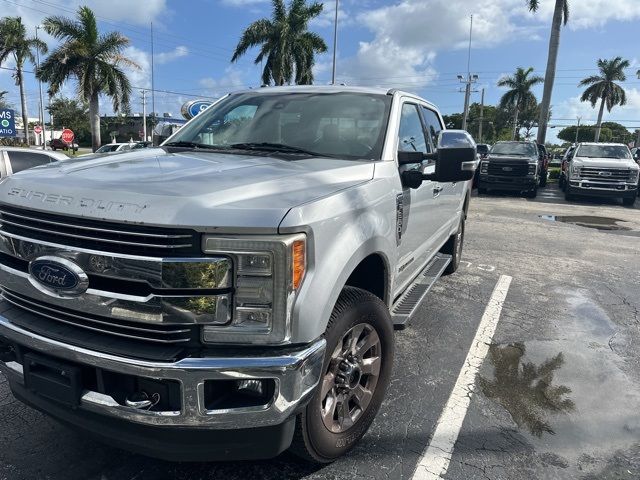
[165,91,392,160]
[490,142,537,156]
[576,145,631,159]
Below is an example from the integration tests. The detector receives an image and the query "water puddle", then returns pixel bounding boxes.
[478,289,640,473]
[539,215,640,236]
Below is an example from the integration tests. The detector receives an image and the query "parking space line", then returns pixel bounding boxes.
[411,274,513,480]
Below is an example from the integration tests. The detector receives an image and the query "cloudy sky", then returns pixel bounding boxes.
[1,0,639,142]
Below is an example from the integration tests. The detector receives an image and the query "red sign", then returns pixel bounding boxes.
[61,128,74,144]
[33,125,42,134]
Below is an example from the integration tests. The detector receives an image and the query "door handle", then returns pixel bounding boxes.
[433,186,443,197]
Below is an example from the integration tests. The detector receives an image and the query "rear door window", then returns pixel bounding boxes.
[7,151,52,173]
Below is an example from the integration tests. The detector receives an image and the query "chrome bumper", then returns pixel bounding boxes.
[569,180,637,192]
[0,316,325,430]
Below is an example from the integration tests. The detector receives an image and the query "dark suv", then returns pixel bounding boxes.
[477,141,542,198]
[49,138,78,152]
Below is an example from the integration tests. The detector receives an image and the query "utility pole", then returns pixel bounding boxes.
[331,0,339,85]
[150,22,156,144]
[35,25,46,149]
[141,90,147,141]
[574,116,581,144]
[478,88,485,142]
[459,15,477,131]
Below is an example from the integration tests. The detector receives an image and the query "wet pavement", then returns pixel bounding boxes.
[1,183,639,480]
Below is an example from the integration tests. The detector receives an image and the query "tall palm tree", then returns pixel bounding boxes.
[527,0,569,144]
[579,57,629,142]
[497,67,544,140]
[231,0,328,86]
[0,17,47,145]
[37,6,137,151]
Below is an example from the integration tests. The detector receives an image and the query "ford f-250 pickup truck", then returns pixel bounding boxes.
[0,86,476,463]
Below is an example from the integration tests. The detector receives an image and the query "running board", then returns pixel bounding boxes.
[391,253,451,330]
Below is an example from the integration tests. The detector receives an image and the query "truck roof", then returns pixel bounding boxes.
[576,142,628,147]
[229,84,440,111]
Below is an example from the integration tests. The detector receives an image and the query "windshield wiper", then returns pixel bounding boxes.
[163,141,227,150]
[229,142,330,157]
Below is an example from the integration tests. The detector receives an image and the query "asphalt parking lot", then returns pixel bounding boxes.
[1,184,639,480]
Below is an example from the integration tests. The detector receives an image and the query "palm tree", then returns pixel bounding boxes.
[579,57,629,142]
[497,67,544,140]
[37,6,137,151]
[0,17,47,145]
[527,0,569,144]
[231,0,328,86]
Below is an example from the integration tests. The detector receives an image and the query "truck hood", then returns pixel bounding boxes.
[486,154,536,163]
[573,156,639,169]
[0,148,375,231]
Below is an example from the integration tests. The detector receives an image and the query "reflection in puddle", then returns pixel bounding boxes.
[539,215,637,234]
[479,343,575,437]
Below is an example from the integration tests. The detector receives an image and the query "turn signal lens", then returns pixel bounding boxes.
[292,240,306,290]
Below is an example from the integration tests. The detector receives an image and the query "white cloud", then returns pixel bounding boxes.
[220,0,268,6]
[199,67,249,96]
[155,46,189,65]
[529,0,640,29]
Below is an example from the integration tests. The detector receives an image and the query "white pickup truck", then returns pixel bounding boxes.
[0,86,476,463]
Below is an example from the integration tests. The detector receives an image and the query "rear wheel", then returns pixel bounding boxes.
[290,287,394,463]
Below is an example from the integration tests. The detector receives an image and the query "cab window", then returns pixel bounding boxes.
[7,151,52,173]
[420,106,443,152]
[398,104,428,154]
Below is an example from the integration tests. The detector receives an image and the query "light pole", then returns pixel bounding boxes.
[574,116,581,144]
[331,0,339,85]
[141,89,147,141]
[35,25,46,149]
[459,15,477,132]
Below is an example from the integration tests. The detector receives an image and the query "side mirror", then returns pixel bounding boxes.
[430,130,477,182]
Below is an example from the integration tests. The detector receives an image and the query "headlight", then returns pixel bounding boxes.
[480,161,488,174]
[201,234,306,345]
[631,169,640,182]
[570,164,581,176]
[528,163,537,175]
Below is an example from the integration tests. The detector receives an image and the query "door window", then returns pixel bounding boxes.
[7,151,52,173]
[420,106,443,152]
[398,104,428,154]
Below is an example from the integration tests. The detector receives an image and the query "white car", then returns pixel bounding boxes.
[0,147,68,179]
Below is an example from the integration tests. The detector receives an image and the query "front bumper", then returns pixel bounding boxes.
[0,313,326,431]
[568,180,637,197]
[478,175,537,191]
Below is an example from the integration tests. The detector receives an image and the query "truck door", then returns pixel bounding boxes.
[394,102,441,295]
[421,106,462,237]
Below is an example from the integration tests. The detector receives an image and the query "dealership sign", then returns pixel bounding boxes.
[181,100,214,120]
[0,109,16,137]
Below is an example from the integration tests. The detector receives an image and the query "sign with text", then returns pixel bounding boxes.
[0,109,16,137]
[61,128,75,144]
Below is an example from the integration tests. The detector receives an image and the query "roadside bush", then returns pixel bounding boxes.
[548,167,561,180]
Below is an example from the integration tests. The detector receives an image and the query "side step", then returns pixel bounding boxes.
[391,253,451,330]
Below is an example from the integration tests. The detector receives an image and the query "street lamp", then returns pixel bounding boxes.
[35,25,46,149]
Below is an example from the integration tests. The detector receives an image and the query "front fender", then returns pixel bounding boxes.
[279,174,398,344]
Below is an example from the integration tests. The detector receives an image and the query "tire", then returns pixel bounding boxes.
[623,196,636,207]
[442,216,465,275]
[290,287,394,463]
[539,171,547,187]
[525,186,537,198]
[477,187,487,195]
[559,176,565,191]
[565,186,575,201]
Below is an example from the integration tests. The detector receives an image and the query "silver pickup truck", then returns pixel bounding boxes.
[0,86,475,463]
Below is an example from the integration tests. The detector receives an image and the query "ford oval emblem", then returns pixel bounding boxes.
[28,256,89,296]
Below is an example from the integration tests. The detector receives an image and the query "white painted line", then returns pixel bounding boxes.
[411,274,513,480]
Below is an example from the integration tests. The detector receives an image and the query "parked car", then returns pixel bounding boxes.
[0,86,476,463]
[536,143,549,187]
[48,138,78,152]
[0,147,68,179]
[131,141,152,150]
[477,141,542,197]
[564,142,639,206]
[94,142,134,154]
[558,145,575,191]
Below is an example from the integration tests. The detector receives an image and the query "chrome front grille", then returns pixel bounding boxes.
[580,167,633,182]
[1,288,197,344]
[0,204,200,257]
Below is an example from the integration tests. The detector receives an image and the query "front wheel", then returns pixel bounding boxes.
[477,187,487,195]
[623,196,636,207]
[442,216,465,275]
[525,186,538,198]
[565,186,575,201]
[290,287,394,463]
[539,171,548,187]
